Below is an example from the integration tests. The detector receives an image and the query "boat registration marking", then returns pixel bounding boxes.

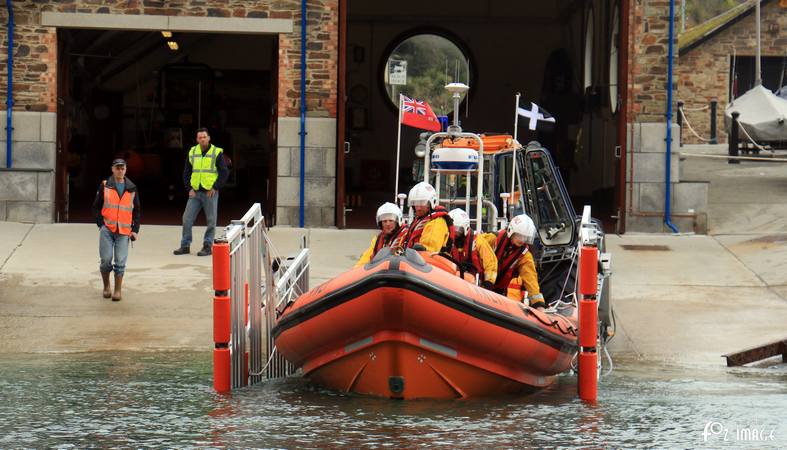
[419,338,458,358]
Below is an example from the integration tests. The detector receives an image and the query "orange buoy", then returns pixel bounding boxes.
[212,242,230,292]
[578,245,599,402]
[213,296,231,344]
[578,246,598,296]
[579,299,598,348]
[213,348,231,393]
[578,352,598,401]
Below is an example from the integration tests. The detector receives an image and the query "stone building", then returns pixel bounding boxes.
[677,0,787,145]
[1,0,709,233]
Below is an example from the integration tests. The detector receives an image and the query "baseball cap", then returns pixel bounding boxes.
[112,158,127,166]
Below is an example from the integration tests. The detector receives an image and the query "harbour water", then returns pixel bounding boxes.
[1,351,785,448]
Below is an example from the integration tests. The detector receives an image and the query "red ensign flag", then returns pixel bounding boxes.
[401,96,441,131]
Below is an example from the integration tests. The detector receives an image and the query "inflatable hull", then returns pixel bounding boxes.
[273,250,578,399]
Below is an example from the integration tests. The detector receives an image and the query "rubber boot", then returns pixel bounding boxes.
[112,274,123,301]
[101,272,112,299]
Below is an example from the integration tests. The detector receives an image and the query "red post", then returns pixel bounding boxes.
[212,241,232,393]
[578,245,599,402]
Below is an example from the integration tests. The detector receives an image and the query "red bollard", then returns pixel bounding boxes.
[578,245,599,402]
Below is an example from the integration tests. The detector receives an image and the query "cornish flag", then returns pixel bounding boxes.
[517,102,556,131]
[401,95,441,131]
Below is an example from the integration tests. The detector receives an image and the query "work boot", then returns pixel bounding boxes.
[173,246,190,255]
[101,271,112,299]
[197,244,212,256]
[112,275,123,301]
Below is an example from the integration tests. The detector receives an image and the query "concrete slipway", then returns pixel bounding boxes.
[1,144,786,367]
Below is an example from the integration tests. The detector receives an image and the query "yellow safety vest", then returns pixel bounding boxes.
[188,144,223,191]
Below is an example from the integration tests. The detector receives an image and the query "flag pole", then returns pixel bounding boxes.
[509,93,521,219]
[394,93,404,201]
[513,92,521,142]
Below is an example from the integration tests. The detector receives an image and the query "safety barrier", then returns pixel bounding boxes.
[212,203,307,392]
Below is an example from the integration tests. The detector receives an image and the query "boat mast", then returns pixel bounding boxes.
[755,0,761,86]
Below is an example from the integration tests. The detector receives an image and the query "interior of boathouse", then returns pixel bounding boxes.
[57,30,279,225]
[344,0,623,229]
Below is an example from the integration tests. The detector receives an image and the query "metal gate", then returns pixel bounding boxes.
[211,203,309,392]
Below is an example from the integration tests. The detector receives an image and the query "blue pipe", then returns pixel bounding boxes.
[5,0,13,168]
[664,0,679,233]
[298,0,306,227]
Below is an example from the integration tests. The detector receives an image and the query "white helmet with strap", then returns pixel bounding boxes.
[376,202,403,228]
[407,181,438,209]
[448,208,470,235]
[507,213,537,245]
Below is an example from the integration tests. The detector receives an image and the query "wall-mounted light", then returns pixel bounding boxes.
[161,31,173,38]
[167,41,179,51]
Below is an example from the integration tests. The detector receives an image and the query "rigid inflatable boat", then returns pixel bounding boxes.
[272,249,579,399]
[270,84,611,400]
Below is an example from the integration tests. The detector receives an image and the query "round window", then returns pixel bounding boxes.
[609,3,620,114]
[583,10,594,91]
[383,34,470,116]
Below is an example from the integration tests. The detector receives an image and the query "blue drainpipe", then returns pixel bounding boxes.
[298,0,306,227]
[5,0,13,168]
[664,0,679,233]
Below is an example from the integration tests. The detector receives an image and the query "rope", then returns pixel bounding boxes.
[736,121,773,153]
[248,344,279,376]
[680,153,787,162]
[679,103,709,112]
[678,107,711,142]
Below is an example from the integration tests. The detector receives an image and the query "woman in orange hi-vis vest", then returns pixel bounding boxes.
[91,158,141,301]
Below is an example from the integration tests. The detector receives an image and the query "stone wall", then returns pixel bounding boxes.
[629,0,678,123]
[276,118,336,227]
[0,0,339,227]
[626,0,709,233]
[1,1,338,117]
[677,1,786,144]
[0,112,57,222]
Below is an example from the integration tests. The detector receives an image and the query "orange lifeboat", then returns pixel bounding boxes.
[273,249,579,400]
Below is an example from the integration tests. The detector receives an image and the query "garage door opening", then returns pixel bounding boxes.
[343,1,623,230]
[57,29,278,225]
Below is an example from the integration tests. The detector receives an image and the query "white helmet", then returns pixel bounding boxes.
[376,202,403,228]
[507,213,537,245]
[407,182,438,209]
[448,208,470,235]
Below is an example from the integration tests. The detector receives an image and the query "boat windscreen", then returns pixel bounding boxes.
[524,147,574,246]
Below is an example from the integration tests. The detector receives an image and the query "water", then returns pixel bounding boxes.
[1,352,785,448]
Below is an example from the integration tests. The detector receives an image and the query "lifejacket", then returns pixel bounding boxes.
[372,225,408,254]
[188,144,224,191]
[492,229,529,292]
[451,230,484,277]
[101,180,135,236]
[403,206,454,252]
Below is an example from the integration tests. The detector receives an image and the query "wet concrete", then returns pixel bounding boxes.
[1,149,786,366]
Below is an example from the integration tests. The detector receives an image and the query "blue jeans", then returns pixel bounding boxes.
[99,226,130,276]
[180,190,219,248]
